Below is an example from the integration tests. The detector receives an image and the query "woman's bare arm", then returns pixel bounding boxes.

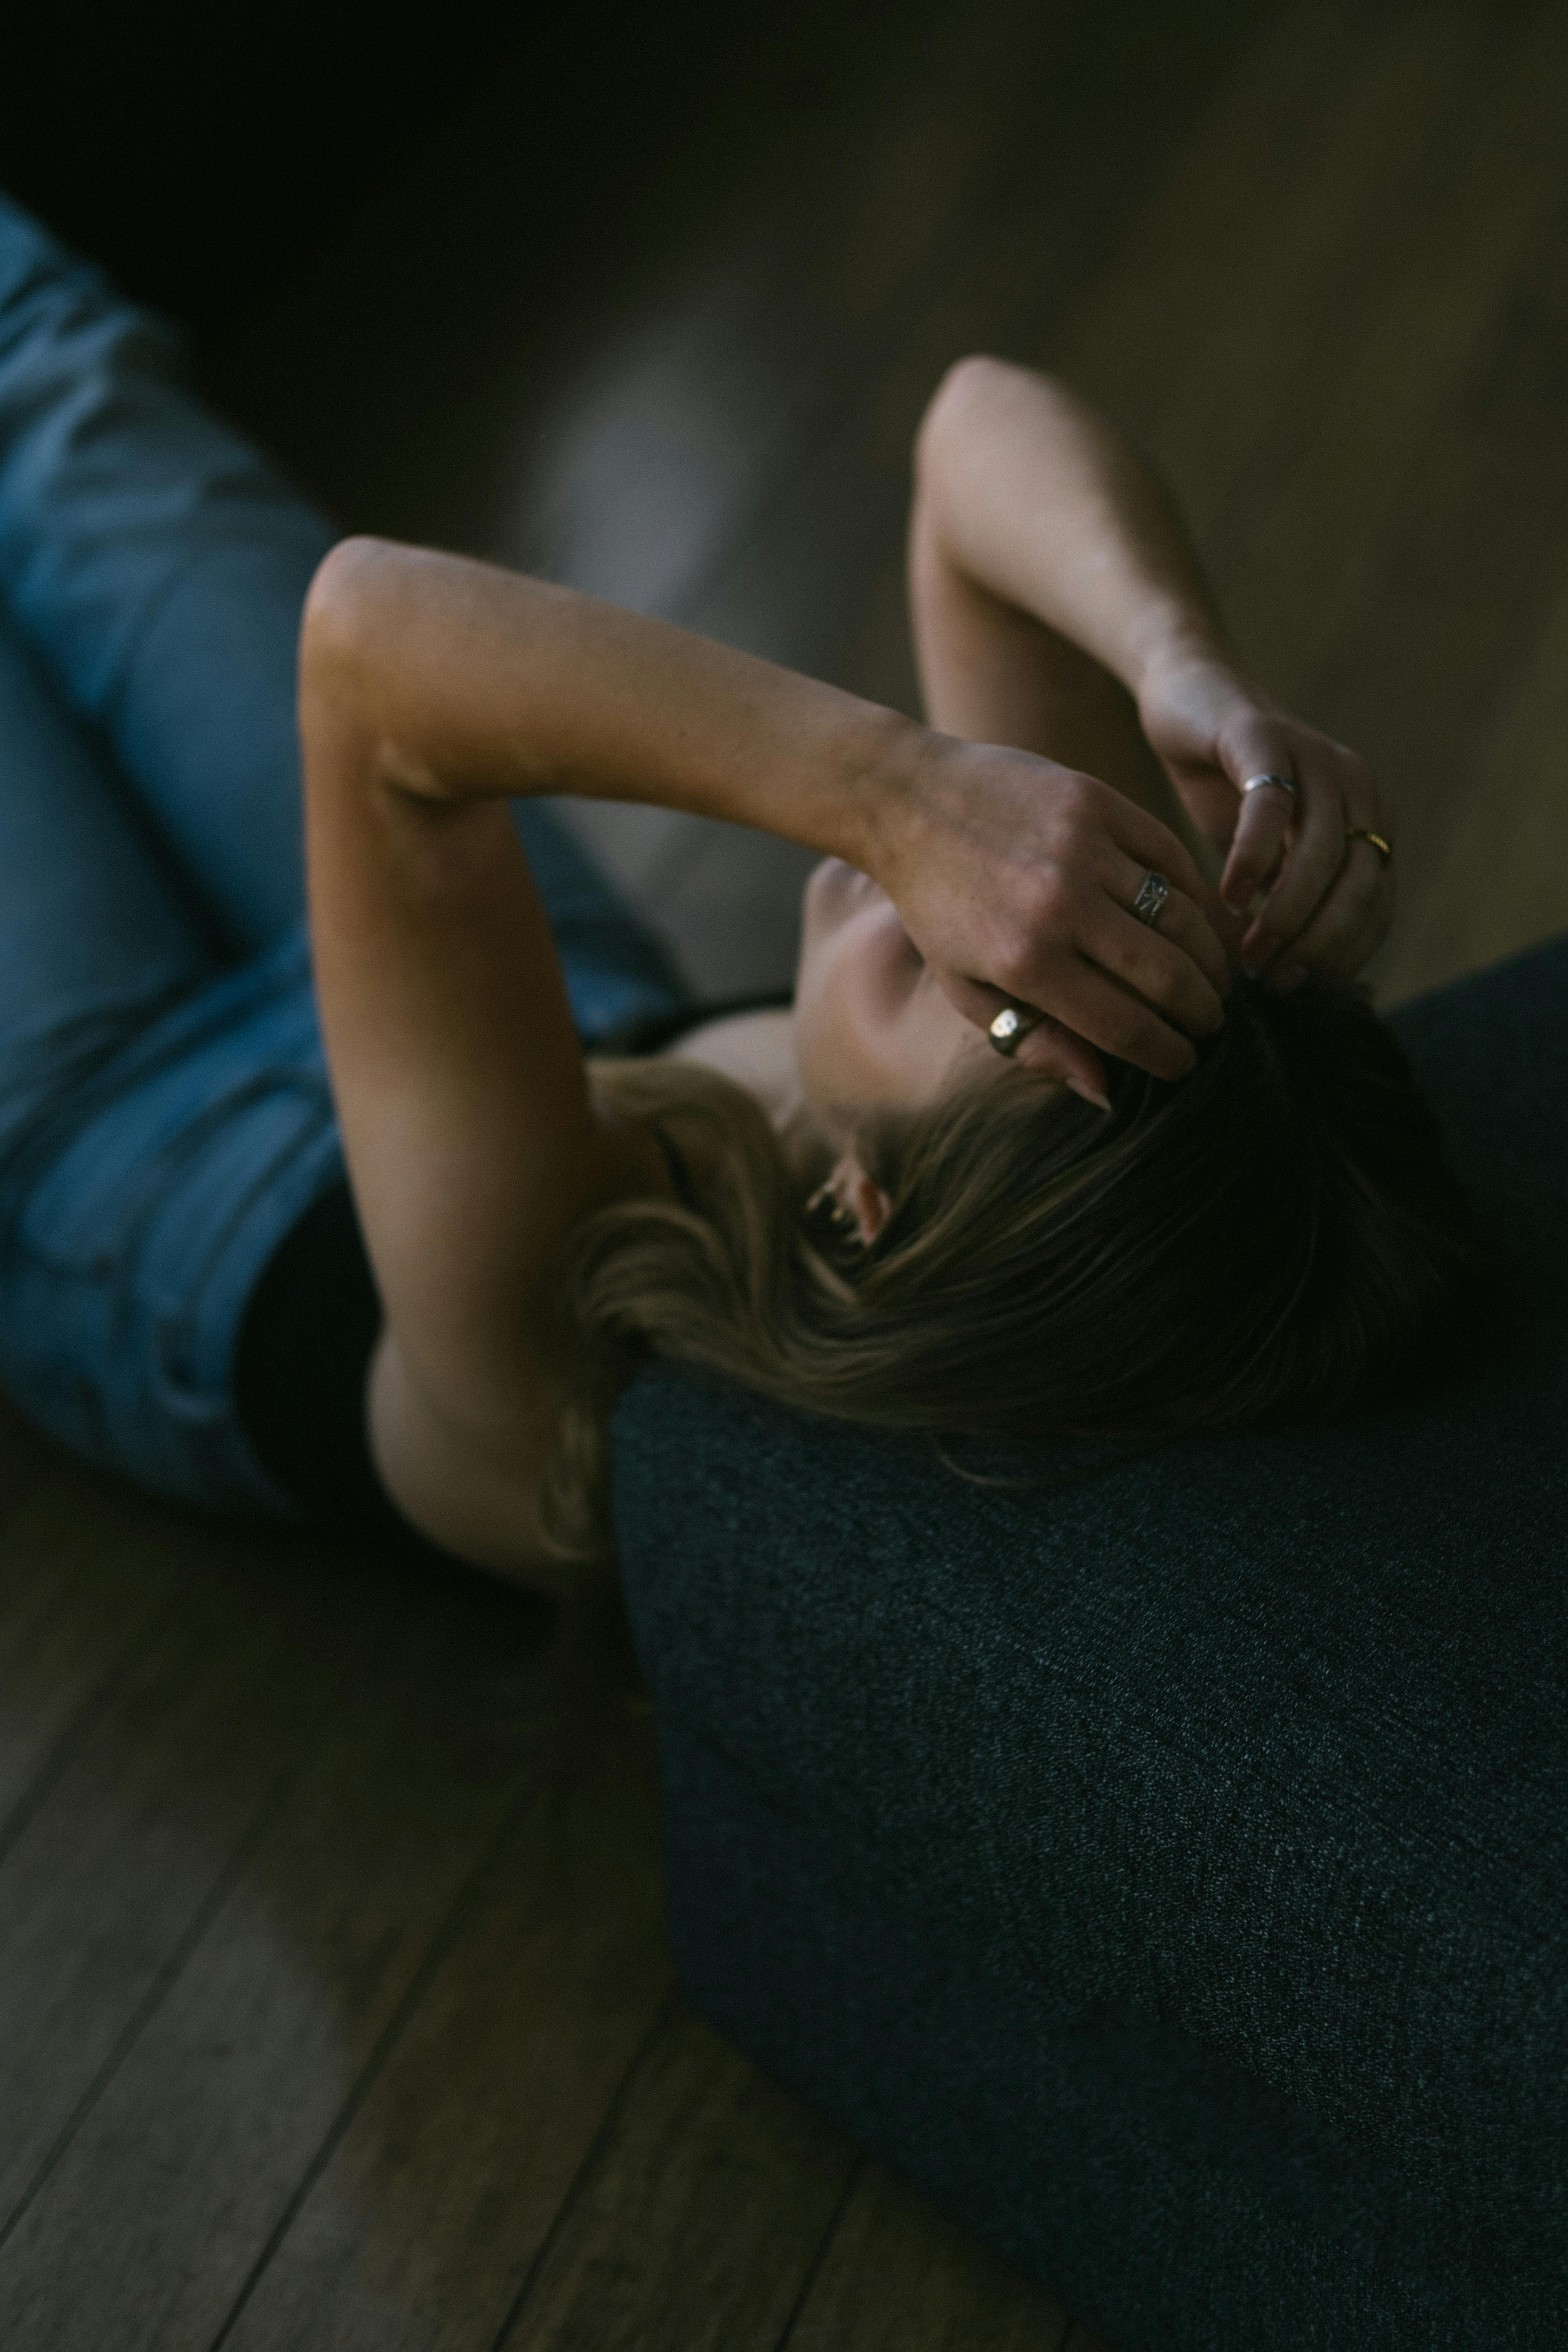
[297,537,1232,1565]
[913,357,1392,983]
[304,537,1231,1081]
[300,635,645,1582]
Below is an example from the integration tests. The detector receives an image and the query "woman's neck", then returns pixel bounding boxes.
[658,1006,806,1133]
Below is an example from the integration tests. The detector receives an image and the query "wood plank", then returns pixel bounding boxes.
[712,0,1297,736]
[779,2157,1077,2351]
[1099,12,1484,547]
[647,0,1281,983]
[1291,161,1568,998]
[1390,561,1568,997]
[1040,5,1568,1007]
[0,1482,189,1842]
[0,1690,526,2352]
[1208,9,1568,709]
[502,2008,856,2352]
[530,0,1187,989]
[0,1531,340,2239]
[1046,4,1372,433]
[686,0,1285,682]
[216,1718,669,2352]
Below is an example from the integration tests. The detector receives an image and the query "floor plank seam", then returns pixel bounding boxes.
[0,1567,199,1880]
[770,2149,867,2352]
[0,1752,300,2261]
[206,1771,548,2352]
[485,1984,683,2352]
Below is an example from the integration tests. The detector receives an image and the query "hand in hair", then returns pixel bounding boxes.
[873,731,1235,1093]
[909,358,1391,1056]
[1137,650,1393,986]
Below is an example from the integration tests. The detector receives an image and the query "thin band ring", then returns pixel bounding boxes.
[1241,772,1299,805]
[988,1003,1041,1058]
[1346,825,1393,864]
[1132,870,1170,928]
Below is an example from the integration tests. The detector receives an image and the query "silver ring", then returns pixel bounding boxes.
[1132,870,1170,928]
[1241,772,1298,804]
[988,1003,1040,1058]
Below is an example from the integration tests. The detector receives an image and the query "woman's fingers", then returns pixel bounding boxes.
[949,918,1218,1091]
[890,743,1240,1083]
[1056,957,1205,1078]
[945,972,1112,1103]
[1137,657,1393,983]
[1270,833,1394,981]
[1220,775,1295,912]
[934,916,1211,1085]
[1096,782,1216,916]
[1014,792,1233,1072]
[1240,795,1344,965]
[1088,865,1231,1038]
[1239,746,1389,975]
[1093,786,1240,980]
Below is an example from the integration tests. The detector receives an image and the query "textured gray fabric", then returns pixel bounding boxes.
[611,934,1568,2352]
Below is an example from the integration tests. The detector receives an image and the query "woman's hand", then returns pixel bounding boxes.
[1137,650,1393,986]
[869,732,1236,1098]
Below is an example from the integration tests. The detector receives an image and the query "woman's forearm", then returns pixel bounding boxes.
[913,357,1228,695]
[909,360,1393,983]
[301,537,919,868]
[300,528,1236,1093]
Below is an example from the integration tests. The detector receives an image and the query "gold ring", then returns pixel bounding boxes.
[988,1004,1041,1058]
[1346,827,1392,864]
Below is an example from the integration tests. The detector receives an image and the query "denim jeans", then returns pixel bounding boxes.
[0,193,689,1517]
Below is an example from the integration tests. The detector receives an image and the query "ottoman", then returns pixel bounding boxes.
[613,935,1568,2351]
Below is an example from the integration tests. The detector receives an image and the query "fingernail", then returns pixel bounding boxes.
[1067,1079,1112,1113]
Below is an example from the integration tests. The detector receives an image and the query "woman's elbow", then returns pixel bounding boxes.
[913,353,1067,485]
[300,535,399,687]
[297,536,409,787]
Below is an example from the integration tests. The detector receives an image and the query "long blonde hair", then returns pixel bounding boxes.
[537,980,1480,1566]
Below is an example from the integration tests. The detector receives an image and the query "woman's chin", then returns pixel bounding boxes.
[803,856,877,932]
[799,859,862,999]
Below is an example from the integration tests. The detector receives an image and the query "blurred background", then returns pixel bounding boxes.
[11,0,1567,1005]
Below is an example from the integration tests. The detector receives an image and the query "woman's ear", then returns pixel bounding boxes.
[811,1151,891,1247]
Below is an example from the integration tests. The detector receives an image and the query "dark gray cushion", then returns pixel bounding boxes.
[612,935,1568,2352]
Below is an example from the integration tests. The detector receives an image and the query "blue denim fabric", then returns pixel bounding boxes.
[0,192,689,1516]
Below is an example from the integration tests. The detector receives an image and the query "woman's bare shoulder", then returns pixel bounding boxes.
[661,1007,801,1129]
[362,1110,672,1596]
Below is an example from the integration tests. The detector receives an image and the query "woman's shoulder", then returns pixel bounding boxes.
[651,1001,800,1130]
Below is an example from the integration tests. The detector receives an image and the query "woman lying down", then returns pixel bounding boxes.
[0,194,1475,1587]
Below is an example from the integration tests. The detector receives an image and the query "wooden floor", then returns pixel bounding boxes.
[6,3,1568,2345]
